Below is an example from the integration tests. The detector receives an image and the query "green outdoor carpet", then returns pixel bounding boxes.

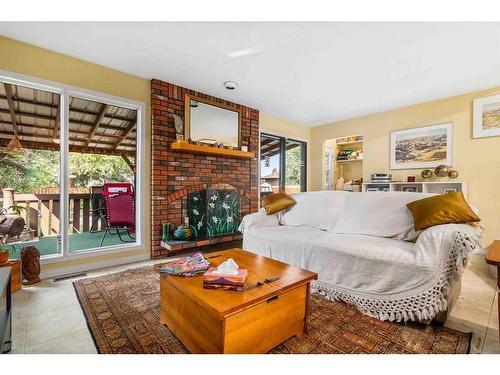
[8,231,126,258]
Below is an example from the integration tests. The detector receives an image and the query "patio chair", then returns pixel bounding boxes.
[99,182,135,247]
[89,186,107,232]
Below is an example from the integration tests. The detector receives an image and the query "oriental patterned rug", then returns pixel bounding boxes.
[73,267,471,354]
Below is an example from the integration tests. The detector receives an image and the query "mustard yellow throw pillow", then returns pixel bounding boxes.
[407,191,480,231]
[261,192,296,215]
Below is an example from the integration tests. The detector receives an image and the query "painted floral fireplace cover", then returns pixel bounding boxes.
[188,189,239,239]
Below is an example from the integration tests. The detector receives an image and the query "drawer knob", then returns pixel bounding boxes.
[267,295,279,304]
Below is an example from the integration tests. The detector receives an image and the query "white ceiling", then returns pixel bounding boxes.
[1,22,500,126]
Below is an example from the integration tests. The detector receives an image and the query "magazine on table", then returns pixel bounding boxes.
[158,252,210,276]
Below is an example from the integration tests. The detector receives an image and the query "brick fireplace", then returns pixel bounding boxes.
[151,79,259,258]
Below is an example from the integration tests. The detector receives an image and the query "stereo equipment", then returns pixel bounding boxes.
[370,173,392,183]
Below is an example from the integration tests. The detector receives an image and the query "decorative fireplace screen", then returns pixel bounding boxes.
[187,189,239,239]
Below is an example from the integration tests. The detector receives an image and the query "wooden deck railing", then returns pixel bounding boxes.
[0,193,105,236]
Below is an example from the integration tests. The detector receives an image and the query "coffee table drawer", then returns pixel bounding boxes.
[222,284,307,353]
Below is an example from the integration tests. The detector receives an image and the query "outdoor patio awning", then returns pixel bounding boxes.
[0,82,137,157]
[260,137,300,159]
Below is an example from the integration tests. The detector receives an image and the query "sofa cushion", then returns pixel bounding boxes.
[407,191,480,231]
[334,192,435,238]
[281,191,349,231]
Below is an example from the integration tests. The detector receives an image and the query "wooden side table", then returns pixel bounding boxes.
[0,259,21,293]
[485,240,500,344]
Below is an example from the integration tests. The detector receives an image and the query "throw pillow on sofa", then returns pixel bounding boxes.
[261,192,296,215]
[406,191,480,231]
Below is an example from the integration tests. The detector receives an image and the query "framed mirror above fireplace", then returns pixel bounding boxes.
[184,93,241,147]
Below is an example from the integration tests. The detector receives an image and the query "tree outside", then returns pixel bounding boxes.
[0,149,134,193]
[285,145,302,192]
[69,152,134,188]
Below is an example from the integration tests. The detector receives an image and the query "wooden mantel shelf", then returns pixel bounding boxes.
[171,142,254,159]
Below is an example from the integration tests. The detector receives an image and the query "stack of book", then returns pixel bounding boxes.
[336,149,353,161]
[157,252,210,276]
[203,267,248,291]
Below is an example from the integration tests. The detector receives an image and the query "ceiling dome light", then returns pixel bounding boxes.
[223,81,238,90]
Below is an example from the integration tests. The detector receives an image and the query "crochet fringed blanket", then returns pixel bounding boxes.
[242,220,481,323]
[310,232,476,322]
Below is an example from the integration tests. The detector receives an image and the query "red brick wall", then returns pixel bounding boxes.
[151,79,259,258]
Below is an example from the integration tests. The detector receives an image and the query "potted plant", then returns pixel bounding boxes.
[0,245,22,292]
[7,202,26,216]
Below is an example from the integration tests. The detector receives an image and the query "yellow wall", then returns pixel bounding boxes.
[260,113,312,190]
[0,36,151,272]
[310,87,500,245]
[260,113,312,140]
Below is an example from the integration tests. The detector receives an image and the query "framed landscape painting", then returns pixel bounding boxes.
[473,94,500,138]
[390,122,453,170]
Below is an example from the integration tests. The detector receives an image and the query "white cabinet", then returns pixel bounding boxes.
[362,181,467,197]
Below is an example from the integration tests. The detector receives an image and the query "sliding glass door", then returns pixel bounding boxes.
[0,71,143,260]
[260,133,307,196]
[260,134,282,196]
[0,81,62,258]
[67,96,138,253]
[285,139,307,194]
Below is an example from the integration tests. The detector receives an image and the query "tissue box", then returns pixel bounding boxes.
[203,268,247,291]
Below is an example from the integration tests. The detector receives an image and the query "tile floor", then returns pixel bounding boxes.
[7,253,499,354]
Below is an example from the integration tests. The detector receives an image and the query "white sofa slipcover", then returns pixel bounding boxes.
[239,191,481,323]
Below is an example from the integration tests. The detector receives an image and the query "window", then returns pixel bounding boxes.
[260,133,307,196]
[0,71,144,261]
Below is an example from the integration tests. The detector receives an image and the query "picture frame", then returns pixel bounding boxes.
[443,188,458,194]
[473,94,500,139]
[390,122,453,170]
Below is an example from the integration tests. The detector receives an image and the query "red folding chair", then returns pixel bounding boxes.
[99,183,135,247]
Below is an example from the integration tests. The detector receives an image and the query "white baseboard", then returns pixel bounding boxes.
[40,253,150,280]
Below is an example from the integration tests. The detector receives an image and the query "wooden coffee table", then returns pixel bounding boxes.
[158,248,318,354]
[486,240,500,346]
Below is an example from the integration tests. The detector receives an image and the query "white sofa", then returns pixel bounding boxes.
[239,191,481,323]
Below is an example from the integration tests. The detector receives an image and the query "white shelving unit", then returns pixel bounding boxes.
[329,135,364,190]
[336,158,363,163]
[335,140,364,147]
[362,181,467,197]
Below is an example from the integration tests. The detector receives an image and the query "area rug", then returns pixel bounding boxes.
[73,267,471,354]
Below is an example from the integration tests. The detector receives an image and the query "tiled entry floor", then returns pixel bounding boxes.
[8,254,500,354]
